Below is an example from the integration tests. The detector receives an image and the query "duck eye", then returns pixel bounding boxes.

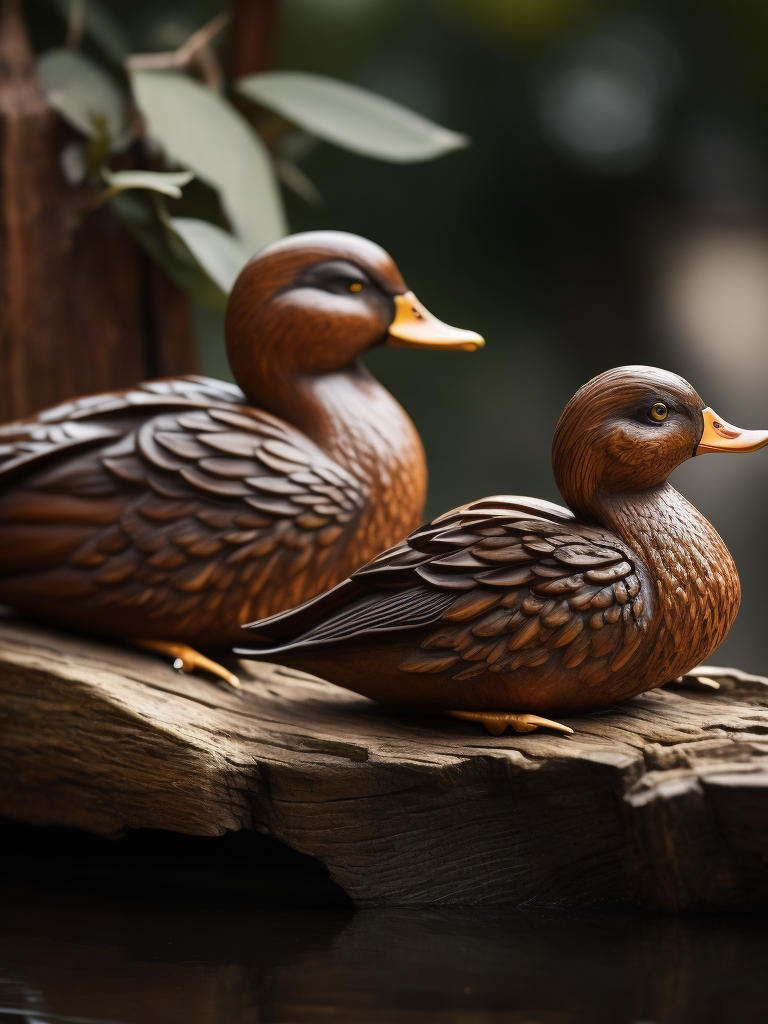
[349,282,363,293]
[650,402,668,422]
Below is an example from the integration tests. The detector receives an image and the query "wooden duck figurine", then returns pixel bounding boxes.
[0,231,483,685]
[238,366,768,733]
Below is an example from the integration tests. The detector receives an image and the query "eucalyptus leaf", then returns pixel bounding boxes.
[169,218,252,295]
[131,70,286,252]
[37,49,129,152]
[275,158,323,206]
[234,71,469,162]
[110,192,227,309]
[275,129,319,163]
[85,114,111,176]
[102,167,195,199]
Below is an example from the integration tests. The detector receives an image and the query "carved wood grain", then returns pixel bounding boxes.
[2,616,768,910]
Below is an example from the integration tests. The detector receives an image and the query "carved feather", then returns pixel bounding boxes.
[291,504,653,688]
[0,371,382,646]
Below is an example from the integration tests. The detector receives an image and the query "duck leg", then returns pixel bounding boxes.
[132,640,240,688]
[447,710,573,735]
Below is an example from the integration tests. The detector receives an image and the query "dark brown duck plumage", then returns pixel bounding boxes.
[0,231,482,655]
[239,366,768,731]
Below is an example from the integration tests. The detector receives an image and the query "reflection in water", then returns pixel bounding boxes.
[2,818,767,1024]
[2,878,768,1023]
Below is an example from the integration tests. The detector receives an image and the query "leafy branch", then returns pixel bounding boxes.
[36,5,470,309]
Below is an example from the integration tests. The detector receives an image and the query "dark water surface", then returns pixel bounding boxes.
[1,819,767,1024]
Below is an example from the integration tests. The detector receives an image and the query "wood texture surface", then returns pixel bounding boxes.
[2,614,768,910]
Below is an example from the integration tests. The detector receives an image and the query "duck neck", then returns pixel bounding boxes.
[589,484,740,679]
[243,360,427,555]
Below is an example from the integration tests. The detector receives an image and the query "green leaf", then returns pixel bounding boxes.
[169,218,251,295]
[274,158,323,206]
[85,114,110,177]
[109,191,227,309]
[131,70,286,252]
[37,49,129,152]
[102,167,195,199]
[234,71,470,163]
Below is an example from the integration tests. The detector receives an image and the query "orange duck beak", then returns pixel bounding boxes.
[387,292,484,352]
[697,407,768,454]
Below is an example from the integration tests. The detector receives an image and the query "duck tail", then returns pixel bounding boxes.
[235,579,453,660]
[234,578,366,656]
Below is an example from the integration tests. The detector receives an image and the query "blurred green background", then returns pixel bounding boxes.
[28,0,768,672]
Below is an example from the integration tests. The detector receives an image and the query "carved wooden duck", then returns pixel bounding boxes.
[0,231,482,685]
[238,366,768,733]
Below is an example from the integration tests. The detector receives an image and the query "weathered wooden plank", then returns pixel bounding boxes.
[1,614,767,909]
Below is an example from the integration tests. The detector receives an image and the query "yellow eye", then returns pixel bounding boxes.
[650,402,668,422]
[349,282,362,292]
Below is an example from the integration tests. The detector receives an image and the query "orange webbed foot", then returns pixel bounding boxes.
[447,710,573,735]
[133,640,240,689]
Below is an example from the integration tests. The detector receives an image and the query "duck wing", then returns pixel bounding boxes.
[240,497,653,685]
[0,376,246,481]
[0,377,367,640]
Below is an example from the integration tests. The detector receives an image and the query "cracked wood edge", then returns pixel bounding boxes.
[1,616,768,908]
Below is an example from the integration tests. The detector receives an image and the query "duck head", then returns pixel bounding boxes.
[225,230,483,400]
[552,365,768,519]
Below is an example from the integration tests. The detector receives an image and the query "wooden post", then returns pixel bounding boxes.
[0,0,197,423]
[221,0,279,79]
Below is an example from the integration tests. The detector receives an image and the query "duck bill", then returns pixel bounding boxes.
[387,291,484,352]
[696,407,768,454]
